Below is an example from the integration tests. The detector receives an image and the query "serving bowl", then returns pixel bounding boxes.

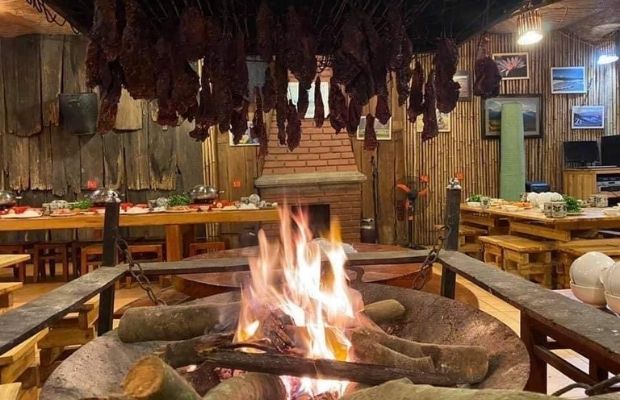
[605,292,620,315]
[570,251,614,288]
[466,202,481,208]
[570,282,607,307]
[601,262,620,296]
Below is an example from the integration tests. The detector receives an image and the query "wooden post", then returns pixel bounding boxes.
[521,313,548,393]
[440,187,461,299]
[98,201,120,335]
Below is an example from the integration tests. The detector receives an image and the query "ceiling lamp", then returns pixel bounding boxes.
[517,9,543,45]
[597,31,619,65]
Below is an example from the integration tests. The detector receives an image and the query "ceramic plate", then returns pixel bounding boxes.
[50,212,79,217]
[164,208,193,213]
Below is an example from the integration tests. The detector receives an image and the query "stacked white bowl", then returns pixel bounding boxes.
[602,262,620,314]
[569,252,614,307]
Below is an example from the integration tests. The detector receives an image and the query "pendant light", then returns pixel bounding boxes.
[597,31,619,65]
[517,9,543,45]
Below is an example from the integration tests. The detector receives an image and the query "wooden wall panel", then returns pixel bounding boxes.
[406,31,619,244]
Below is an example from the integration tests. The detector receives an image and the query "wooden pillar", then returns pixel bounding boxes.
[98,201,120,335]
[440,187,461,298]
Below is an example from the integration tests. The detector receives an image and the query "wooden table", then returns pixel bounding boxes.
[0,255,30,270]
[0,210,280,261]
[460,205,620,242]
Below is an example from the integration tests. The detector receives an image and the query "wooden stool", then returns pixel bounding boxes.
[125,243,164,288]
[556,239,620,289]
[0,282,23,311]
[0,328,48,400]
[189,241,226,257]
[33,242,70,282]
[0,245,32,283]
[479,235,554,288]
[478,236,503,268]
[79,244,104,276]
[458,225,487,259]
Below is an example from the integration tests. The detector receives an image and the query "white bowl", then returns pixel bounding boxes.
[466,202,481,208]
[601,262,620,296]
[602,209,620,217]
[570,251,614,288]
[605,292,620,315]
[570,282,607,307]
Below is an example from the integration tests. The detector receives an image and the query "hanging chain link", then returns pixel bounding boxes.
[552,373,620,397]
[116,236,166,306]
[411,224,451,290]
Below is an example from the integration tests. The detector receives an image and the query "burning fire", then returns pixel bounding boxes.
[234,207,365,399]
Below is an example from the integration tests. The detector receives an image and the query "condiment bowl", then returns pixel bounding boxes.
[570,282,607,307]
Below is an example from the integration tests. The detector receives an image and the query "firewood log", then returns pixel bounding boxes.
[118,302,240,343]
[176,363,221,396]
[362,299,406,323]
[122,356,201,400]
[350,331,434,372]
[202,373,286,400]
[351,328,489,384]
[342,379,554,399]
[162,332,234,368]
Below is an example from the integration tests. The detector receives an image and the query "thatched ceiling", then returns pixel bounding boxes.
[0,0,73,37]
[491,0,620,43]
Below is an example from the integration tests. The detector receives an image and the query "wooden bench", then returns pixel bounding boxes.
[556,239,620,289]
[0,253,30,283]
[458,225,487,259]
[478,235,554,288]
[0,282,23,311]
[0,329,48,400]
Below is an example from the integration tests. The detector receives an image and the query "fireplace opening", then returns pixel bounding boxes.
[290,204,330,238]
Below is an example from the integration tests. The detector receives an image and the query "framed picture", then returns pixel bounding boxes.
[415,111,451,133]
[492,52,529,80]
[482,95,543,138]
[229,121,259,146]
[287,81,330,118]
[356,116,391,141]
[453,70,471,100]
[551,67,586,94]
[572,105,604,129]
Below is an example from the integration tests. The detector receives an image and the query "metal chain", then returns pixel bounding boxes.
[412,225,451,290]
[552,373,620,397]
[116,237,166,306]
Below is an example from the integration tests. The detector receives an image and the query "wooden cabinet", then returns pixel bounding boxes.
[563,168,620,199]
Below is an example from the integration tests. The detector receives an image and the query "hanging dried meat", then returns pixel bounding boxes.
[119,0,156,99]
[230,101,249,145]
[256,0,274,62]
[252,87,268,156]
[85,40,104,89]
[362,13,387,98]
[286,100,301,151]
[90,0,124,62]
[275,60,288,145]
[474,36,502,99]
[314,76,325,127]
[422,70,439,141]
[338,12,374,105]
[395,67,413,106]
[170,61,199,122]
[284,7,316,91]
[328,78,347,134]
[97,60,124,132]
[209,33,234,132]
[297,85,309,118]
[364,114,378,151]
[386,6,413,105]
[346,97,363,136]
[231,33,249,110]
[191,61,218,141]
[177,5,208,62]
[434,38,460,113]
[154,35,178,126]
[263,65,276,113]
[407,61,424,122]
[375,93,391,125]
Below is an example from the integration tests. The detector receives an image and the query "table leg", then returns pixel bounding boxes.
[521,313,548,393]
[0,293,13,308]
[165,225,195,262]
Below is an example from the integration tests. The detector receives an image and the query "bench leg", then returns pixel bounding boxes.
[0,293,13,308]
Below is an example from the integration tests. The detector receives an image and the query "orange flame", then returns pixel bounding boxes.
[234,207,364,399]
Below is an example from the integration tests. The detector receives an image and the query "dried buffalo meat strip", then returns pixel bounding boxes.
[263,65,276,113]
[177,5,208,62]
[170,60,199,122]
[474,36,501,99]
[119,0,156,99]
[328,78,347,134]
[275,60,288,145]
[314,76,325,127]
[252,87,268,156]
[407,61,424,122]
[97,60,124,132]
[386,6,413,106]
[346,97,362,136]
[339,12,374,106]
[154,36,178,126]
[297,84,309,119]
[284,7,316,91]
[232,33,249,110]
[209,33,233,132]
[375,93,391,125]
[364,114,378,151]
[90,0,124,62]
[192,61,217,141]
[286,100,301,151]
[422,70,439,141]
[395,66,412,106]
[434,38,460,113]
[86,40,104,89]
[230,101,249,145]
[256,0,274,62]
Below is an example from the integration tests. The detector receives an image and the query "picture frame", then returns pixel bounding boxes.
[492,52,529,80]
[453,70,471,100]
[415,111,451,133]
[551,67,586,94]
[356,116,392,141]
[572,105,604,129]
[229,121,259,146]
[482,94,543,138]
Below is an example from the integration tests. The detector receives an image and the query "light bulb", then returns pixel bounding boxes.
[517,30,543,45]
[597,54,619,65]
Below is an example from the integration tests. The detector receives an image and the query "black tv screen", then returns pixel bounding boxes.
[563,141,599,165]
[601,135,620,167]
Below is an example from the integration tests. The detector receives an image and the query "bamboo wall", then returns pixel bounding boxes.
[405,31,619,244]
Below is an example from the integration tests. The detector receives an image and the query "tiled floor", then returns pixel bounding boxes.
[0,264,605,397]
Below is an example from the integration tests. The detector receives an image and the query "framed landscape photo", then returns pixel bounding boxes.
[572,105,604,129]
[357,116,391,141]
[551,67,586,94]
[492,52,529,80]
[453,70,471,100]
[482,95,543,138]
[414,111,451,133]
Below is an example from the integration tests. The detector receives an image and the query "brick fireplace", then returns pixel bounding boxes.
[255,119,366,242]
